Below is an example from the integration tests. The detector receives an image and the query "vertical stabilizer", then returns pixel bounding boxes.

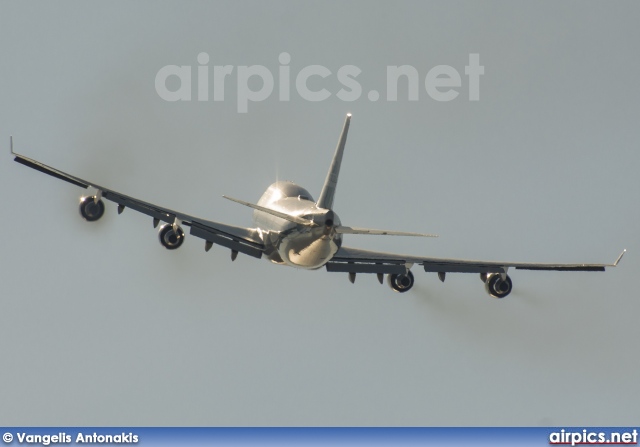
[317,113,351,210]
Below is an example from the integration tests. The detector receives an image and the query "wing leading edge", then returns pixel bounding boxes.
[11,143,265,258]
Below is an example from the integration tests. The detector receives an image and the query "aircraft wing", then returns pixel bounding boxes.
[12,147,265,258]
[327,245,625,276]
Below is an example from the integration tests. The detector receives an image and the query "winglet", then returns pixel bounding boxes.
[613,249,626,267]
[10,136,14,155]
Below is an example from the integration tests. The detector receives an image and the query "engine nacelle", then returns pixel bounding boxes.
[79,196,105,221]
[158,223,185,250]
[484,273,512,298]
[387,270,415,293]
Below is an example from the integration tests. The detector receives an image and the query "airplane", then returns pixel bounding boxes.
[10,114,625,298]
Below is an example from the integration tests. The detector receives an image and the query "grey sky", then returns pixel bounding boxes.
[0,1,638,425]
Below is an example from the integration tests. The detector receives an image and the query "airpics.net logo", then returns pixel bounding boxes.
[154,52,484,113]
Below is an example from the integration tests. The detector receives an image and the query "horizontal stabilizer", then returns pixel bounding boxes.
[335,226,438,237]
[223,195,317,227]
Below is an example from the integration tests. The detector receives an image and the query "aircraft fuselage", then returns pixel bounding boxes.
[253,181,342,269]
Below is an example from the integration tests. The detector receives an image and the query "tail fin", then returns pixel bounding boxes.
[317,114,351,210]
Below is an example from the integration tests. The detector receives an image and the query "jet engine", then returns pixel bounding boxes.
[79,196,105,221]
[483,273,512,298]
[158,223,185,250]
[387,270,415,293]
